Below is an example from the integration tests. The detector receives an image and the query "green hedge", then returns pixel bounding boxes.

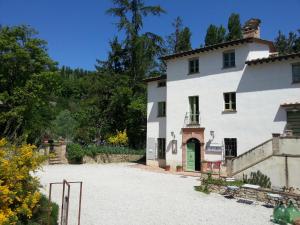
[84,145,145,157]
[66,144,145,163]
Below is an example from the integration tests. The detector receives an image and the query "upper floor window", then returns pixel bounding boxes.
[223,51,235,68]
[224,138,237,158]
[157,81,166,87]
[157,101,166,117]
[292,63,300,83]
[189,58,199,74]
[224,92,236,111]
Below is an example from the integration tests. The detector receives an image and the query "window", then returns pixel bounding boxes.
[224,92,236,111]
[223,51,235,68]
[189,96,199,124]
[157,102,166,117]
[157,138,166,159]
[157,81,166,87]
[292,63,300,83]
[224,138,237,158]
[189,58,199,74]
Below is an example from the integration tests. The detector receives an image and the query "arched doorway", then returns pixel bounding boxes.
[186,138,201,171]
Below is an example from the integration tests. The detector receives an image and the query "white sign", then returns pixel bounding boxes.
[206,143,222,152]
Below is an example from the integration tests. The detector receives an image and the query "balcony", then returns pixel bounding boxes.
[184,112,200,127]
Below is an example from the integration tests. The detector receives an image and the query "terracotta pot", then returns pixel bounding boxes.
[176,166,183,172]
[165,165,171,171]
[295,219,300,225]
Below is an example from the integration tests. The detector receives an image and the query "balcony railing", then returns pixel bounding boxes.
[184,112,200,127]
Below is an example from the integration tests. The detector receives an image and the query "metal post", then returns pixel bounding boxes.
[48,183,53,225]
[78,182,83,225]
[61,180,66,225]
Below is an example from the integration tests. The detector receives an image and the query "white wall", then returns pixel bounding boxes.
[165,43,300,168]
[146,81,166,162]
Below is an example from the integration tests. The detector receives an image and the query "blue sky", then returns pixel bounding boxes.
[1,0,300,70]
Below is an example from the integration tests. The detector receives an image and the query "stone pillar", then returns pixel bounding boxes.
[272,133,280,154]
[226,159,233,177]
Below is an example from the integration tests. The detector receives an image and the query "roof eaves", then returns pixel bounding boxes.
[245,52,300,66]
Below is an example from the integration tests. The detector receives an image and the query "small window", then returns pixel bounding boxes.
[189,58,199,74]
[157,102,166,117]
[157,81,166,87]
[157,138,166,159]
[224,138,237,158]
[292,63,300,83]
[224,92,236,111]
[223,51,235,68]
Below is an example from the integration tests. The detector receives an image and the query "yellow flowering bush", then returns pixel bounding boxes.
[0,139,45,225]
[107,129,128,146]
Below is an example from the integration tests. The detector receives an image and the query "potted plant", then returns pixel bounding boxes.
[165,165,171,171]
[176,165,183,172]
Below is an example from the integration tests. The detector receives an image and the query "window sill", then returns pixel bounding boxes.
[222,110,237,114]
[187,72,199,75]
[157,115,166,118]
[222,66,236,70]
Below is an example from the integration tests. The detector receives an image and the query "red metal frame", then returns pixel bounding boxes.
[48,181,83,225]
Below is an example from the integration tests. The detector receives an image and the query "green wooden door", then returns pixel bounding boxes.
[186,142,195,171]
[287,111,300,136]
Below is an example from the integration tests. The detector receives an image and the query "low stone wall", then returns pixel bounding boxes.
[83,154,144,164]
[208,184,300,208]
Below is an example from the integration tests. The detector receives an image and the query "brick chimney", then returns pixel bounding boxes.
[242,18,261,38]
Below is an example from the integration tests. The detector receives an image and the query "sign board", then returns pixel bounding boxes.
[206,143,222,153]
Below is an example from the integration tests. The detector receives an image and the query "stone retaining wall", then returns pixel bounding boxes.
[83,154,144,164]
[208,184,300,208]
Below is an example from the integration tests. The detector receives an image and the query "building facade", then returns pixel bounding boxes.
[145,23,300,172]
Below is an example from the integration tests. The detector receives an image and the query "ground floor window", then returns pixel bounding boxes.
[224,138,237,158]
[157,138,166,159]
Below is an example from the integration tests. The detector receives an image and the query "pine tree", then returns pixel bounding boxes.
[227,13,242,41]
[166,17,192,53]
[204,25,226,46]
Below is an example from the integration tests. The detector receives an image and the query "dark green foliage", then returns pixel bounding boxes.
[205,25,226,46]
[66,143,85,163]
[166,17,192,53]
[274,30,300,54]
[18,194,59,225]
[226,13,242,41]
[84,145,145,157]
[243,170,271,188]
[0,25,59,144]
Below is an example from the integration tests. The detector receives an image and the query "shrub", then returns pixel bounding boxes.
[0,139,45,225]
[20,194,59,225]
[66,143,85,163]
[243,170,271,188]
[107,129,128,146]
[84,145,145,156]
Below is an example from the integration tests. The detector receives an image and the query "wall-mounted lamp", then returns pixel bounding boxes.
[210,130,215,140]
[171,131,175,139]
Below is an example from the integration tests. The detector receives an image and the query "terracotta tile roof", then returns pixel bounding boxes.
[246,52,300,65]
[160,37,275,61]
[281,102,300,107]
[143,74,166,83]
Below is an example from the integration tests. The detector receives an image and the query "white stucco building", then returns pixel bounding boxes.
[145,20,300,172]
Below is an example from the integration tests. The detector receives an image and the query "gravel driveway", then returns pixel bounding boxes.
[37,163,273,225]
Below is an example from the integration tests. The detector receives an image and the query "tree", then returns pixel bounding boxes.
[106,0,165,84]
[166,17,192,53]
[205,24,226,46]
[226,13,242,41]
[0,25,60,144]
[274,30,300,54]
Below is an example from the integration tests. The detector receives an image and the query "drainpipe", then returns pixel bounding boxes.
[285,155,289,188]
